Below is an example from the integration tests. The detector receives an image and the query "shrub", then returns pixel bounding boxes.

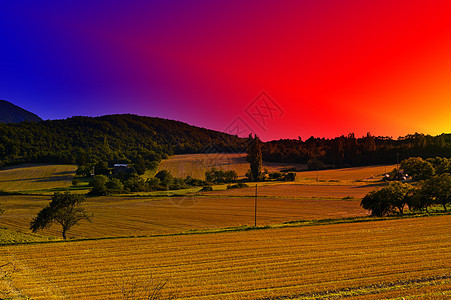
[227,183,249,189]
[283,172,296,181]
[105,178,124,193]
[89,175,109,195]
[200,186,213,192]
[205,168,237,184]
[268,172,283,180]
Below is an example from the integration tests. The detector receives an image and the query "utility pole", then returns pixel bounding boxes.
[396,152,399,180]
[254,184,257,227]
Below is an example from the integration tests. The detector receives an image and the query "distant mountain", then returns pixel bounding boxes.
[0,100,42,123]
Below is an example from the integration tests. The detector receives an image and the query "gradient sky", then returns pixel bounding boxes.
[1,1,450,141]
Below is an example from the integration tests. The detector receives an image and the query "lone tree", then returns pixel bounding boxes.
[30,191,92,240]
[246,135,263,181]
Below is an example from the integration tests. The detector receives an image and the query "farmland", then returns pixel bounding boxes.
[155,153,307,179]
[1,215,450,299]
[0,157,449,299]
[0,164,76,192]
[0,194,368,239]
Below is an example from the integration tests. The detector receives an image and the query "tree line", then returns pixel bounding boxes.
[263,133,451,168]
[1,115,450,172]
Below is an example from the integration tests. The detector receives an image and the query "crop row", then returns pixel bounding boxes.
[1,215,449,299]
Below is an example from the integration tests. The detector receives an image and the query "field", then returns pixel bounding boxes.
[156,153,307,179]
[1,215,450,299]
[0,157,449,299]
[0,164,76,192]
[0,194,368,239]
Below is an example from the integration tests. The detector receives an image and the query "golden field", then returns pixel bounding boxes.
[156,153,307,179]
[0,164,76,192]
[1,215,450,299]
[0,157,449,299]
[0,194,368,239]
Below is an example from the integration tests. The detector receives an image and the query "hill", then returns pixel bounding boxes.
[0,114,248,168]
[0,111,449,171]
[0,100,42,123]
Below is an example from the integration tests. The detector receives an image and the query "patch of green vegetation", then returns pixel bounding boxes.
[0,227,55,245]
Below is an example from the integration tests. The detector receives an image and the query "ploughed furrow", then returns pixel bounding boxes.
[0,215,449,299]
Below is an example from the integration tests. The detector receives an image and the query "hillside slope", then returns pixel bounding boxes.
[0,100,42,123]
[0,114,247,167]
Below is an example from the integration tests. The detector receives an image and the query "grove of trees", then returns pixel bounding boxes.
[361,157,451,216]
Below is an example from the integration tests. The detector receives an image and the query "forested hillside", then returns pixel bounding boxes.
[0,114,247,169]
[1,114,449,171]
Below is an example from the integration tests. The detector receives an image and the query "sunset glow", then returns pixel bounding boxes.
[1,1,451,140]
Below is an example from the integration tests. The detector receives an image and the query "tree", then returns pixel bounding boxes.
[133,155,147,175]
[400,157,435,180]
[124,174,147,192]
[30,192,91,239]
[421,174,451,212]
[361,189,392,217]
[307,158,326,171]
[205,168,237,184]
[427,157,450,175]
[384,181,412,214]
[94,161,110,176]
[246,135,263,181]
[407,186,434,212]
[105,178,124,193]
[155,170,172,182]
[89,175,109,195]
[360,182,412,216]
[76,164,94,177]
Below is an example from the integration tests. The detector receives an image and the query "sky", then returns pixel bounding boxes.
[1,1,451,141]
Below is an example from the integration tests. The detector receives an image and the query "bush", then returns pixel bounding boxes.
[227,183,249,189]
[184,176,205,187]
[72,179,81,186]
[89,175,109,195]
[268,172,283,180]
[105,178,124,193]
[155,170,172,181]
[283,172,296,181]
[205,168,237,184]
[123,175,147,192]
[200,186,213,192]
